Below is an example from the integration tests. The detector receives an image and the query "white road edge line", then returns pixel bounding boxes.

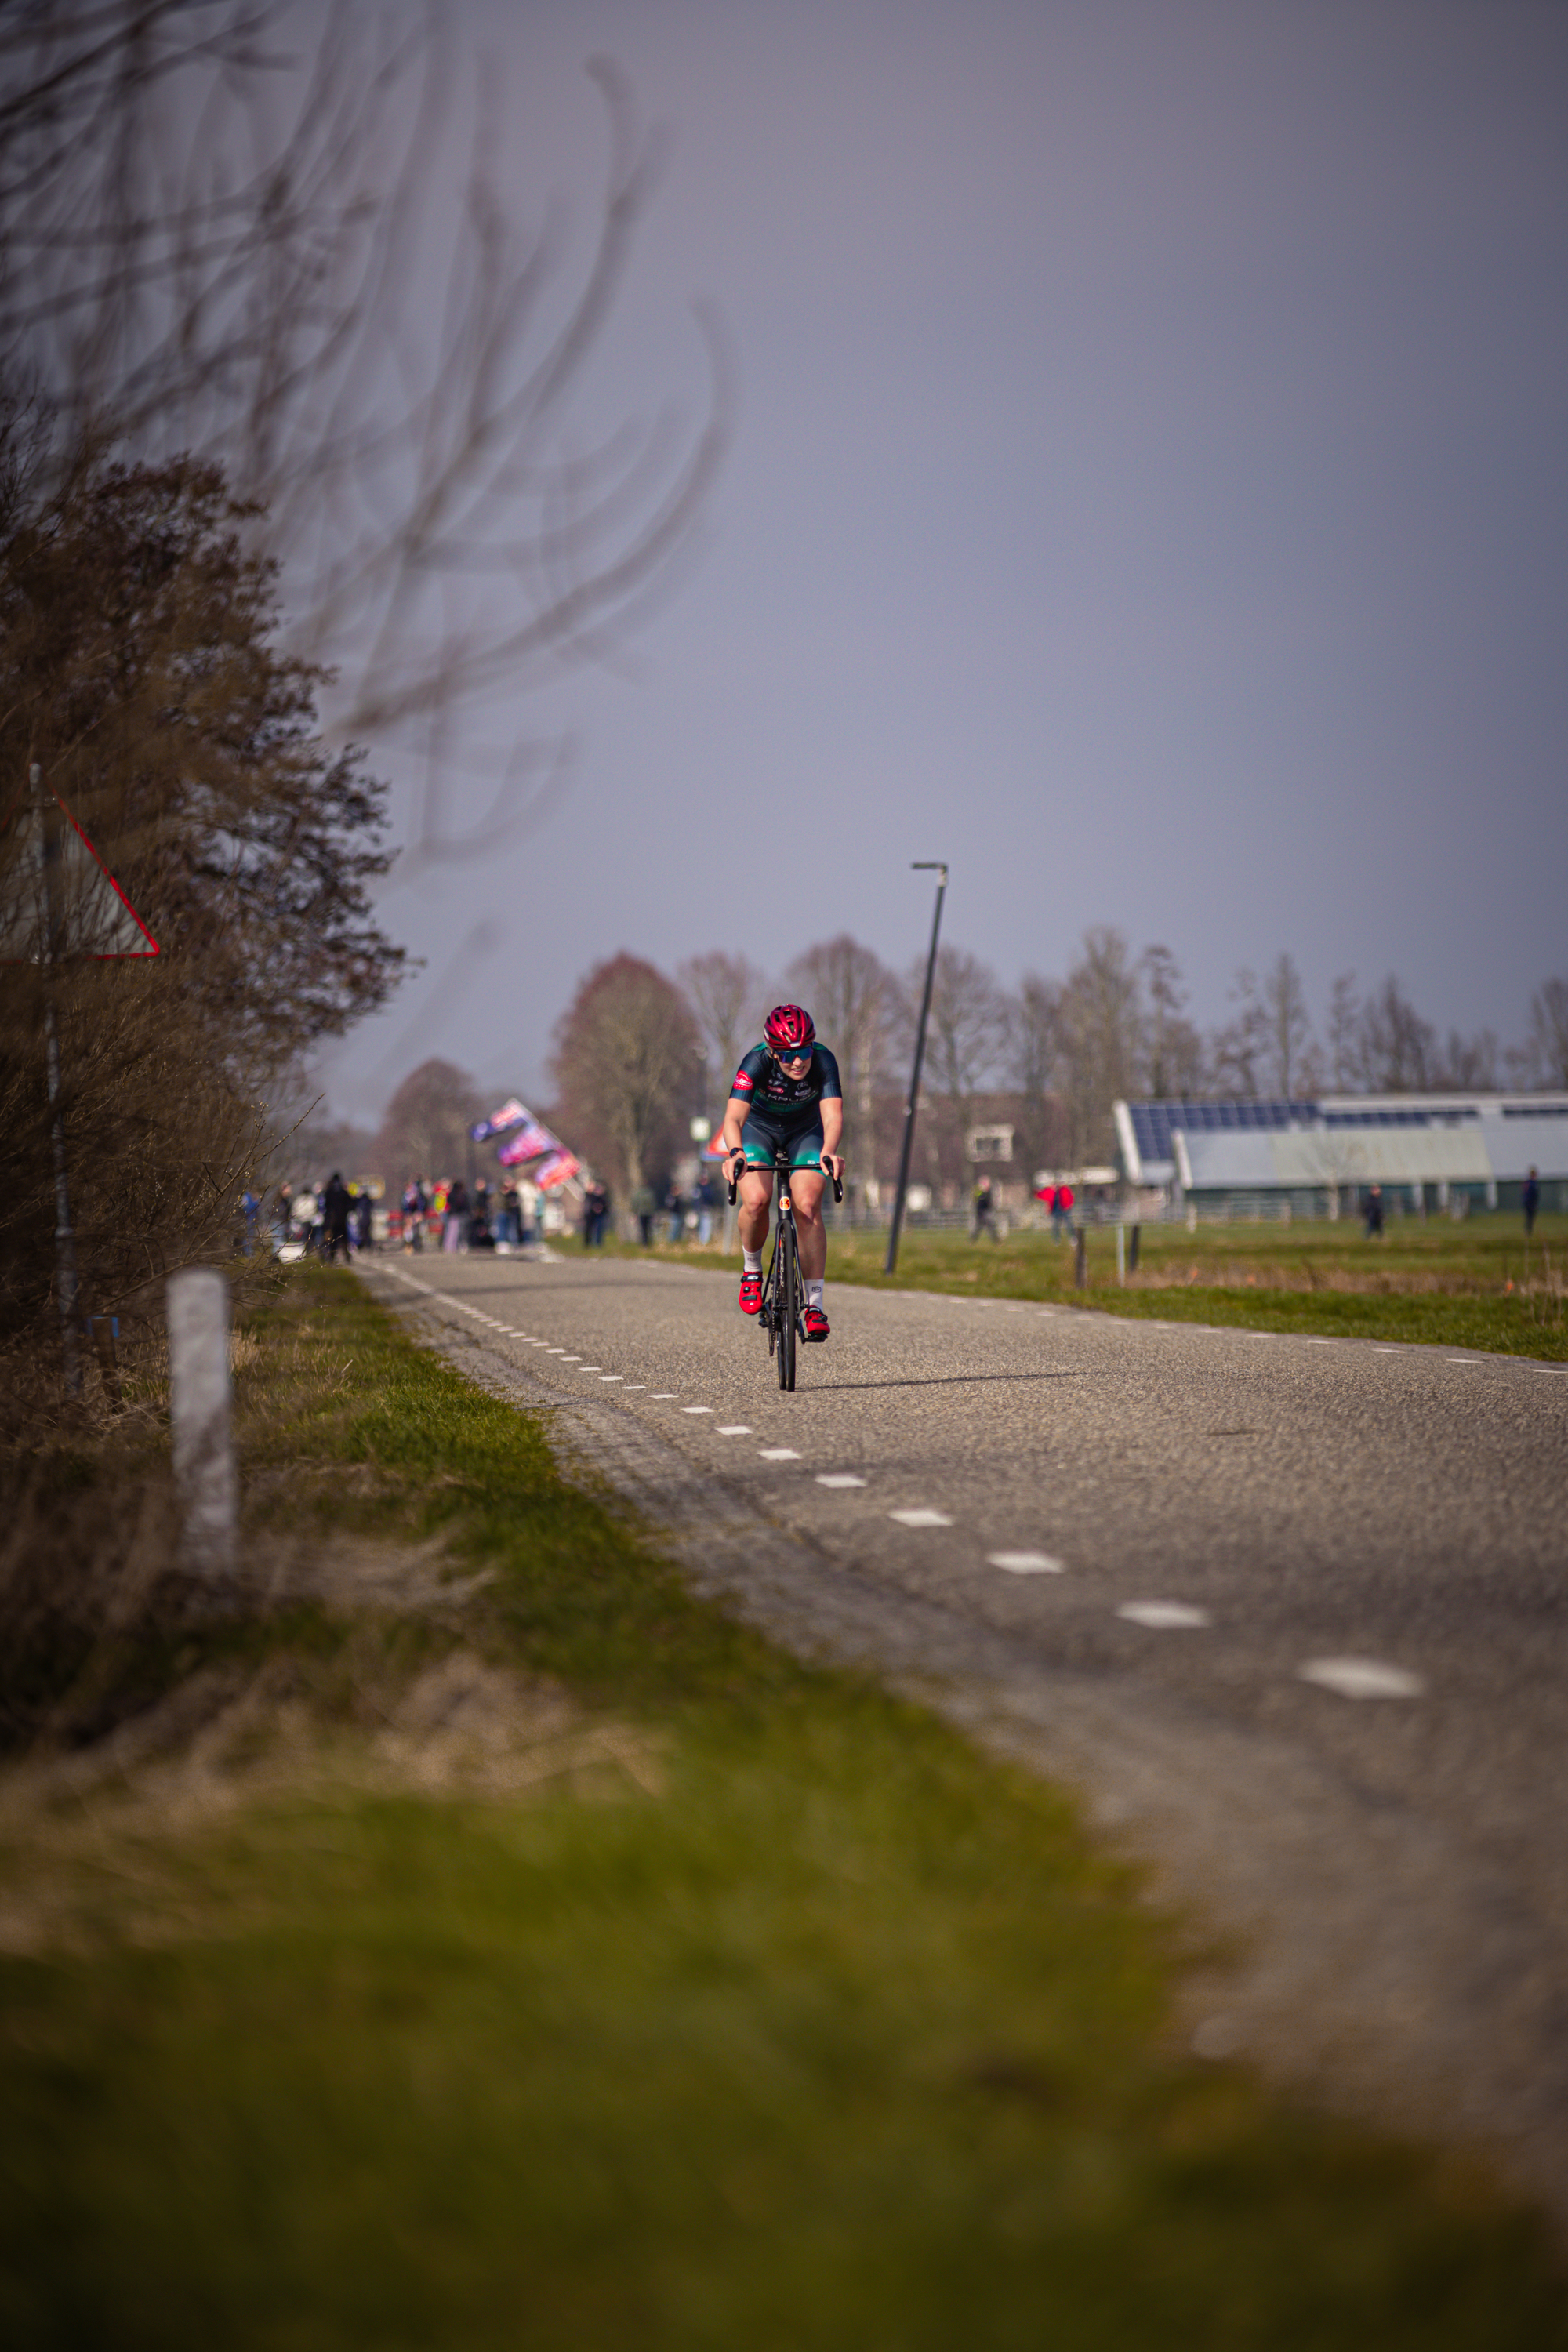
[759,1448,800,1461]
[816,1474,866,1488]
[989,1552,1064,1574]
[889,1508,952,1528]
[1118,1601,1210,1628]
[1299,1657,1424,1700]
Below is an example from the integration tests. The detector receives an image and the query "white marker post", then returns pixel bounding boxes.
[168,1267,237,1581]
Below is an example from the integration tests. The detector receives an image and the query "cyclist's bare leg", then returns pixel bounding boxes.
[736,1168,775,1254]
[789,1168,827,1281]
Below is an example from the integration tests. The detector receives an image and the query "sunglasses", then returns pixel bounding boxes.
[776,1044,813,1062]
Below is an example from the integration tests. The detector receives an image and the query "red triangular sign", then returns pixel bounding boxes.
[0,791,160,961]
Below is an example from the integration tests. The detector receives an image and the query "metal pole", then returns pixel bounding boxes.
[32,765,82,1399]
[885,862,947,1276]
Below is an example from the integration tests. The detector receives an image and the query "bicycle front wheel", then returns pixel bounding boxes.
[776,1217,797,1392]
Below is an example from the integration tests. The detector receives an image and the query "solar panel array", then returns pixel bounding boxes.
[1128,1100,1320,1165]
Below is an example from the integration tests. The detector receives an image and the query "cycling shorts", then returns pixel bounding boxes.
[739,1111,825,1171]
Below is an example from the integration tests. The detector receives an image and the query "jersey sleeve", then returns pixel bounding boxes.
[728,1044,767,1100]
[815,1046,843,1100]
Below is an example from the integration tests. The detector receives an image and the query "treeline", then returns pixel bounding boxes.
[521,935,1568,1198]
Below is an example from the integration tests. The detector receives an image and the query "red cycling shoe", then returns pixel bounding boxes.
[739,1271,763,1316]
[802,1305,830,1342]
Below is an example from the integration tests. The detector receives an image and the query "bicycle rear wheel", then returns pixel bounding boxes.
[776,1217,797,1392]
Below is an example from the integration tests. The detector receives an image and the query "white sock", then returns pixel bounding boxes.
[807,1279,824,1309]
[743,1248,762,1272]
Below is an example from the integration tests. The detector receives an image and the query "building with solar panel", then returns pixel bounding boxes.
[1113,1094,1568,1218]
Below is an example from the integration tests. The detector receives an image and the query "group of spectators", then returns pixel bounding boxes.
[970,1176,1079,1243]
[626,1172,724,1247]
[397,1175,542,1254]
[265,1174,374,1260]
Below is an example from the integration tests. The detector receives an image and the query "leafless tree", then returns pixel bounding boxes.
[550,953,699,1194]
[1261,951,1312,1098]
[1327,972,1361,1091]
[785,934,895,1152]
[1058,927,1143,1164]
[1356,976,1435,1094]
[1528,976,1568,1087]
[0,4,728,869]
[1139,944,1206,1098]
[372,1058,484,1186]
[677,950,771,1117]
[1210,967,1272,1099]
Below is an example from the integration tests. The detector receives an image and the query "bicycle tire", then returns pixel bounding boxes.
[777,1215,797,1392]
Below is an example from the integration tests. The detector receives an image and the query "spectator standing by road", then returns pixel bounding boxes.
[321,1171,351,1263]
[1052,1182,1075,1243]
[402,1175,427,1250]
[631,1181,655,1245]
[696,1171,718,1245]
[1523,1167,1541,1236]
[666,1183,686,1245]
[444,1178,469,1253]
[1363,1183,1385,1240]
[351,1189,373,1252]
[971,1175,999,1242]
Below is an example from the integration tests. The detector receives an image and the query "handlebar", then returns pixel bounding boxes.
[724,1150,843,1207]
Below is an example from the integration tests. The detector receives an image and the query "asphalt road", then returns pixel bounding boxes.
[361,1247,1568,2223]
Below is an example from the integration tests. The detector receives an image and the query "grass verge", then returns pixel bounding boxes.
[599,1214,1568,1359]
[2,1266,1565,2350]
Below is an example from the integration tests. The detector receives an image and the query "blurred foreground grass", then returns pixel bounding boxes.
[618,1212,1568,1359]
[2,1266,1565,2350]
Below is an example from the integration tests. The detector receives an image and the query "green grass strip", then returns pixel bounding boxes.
[606,1215,1568,1358]
[1,1269,1563,2350]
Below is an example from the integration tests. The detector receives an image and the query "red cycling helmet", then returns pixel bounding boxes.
[764,1004,815,1056]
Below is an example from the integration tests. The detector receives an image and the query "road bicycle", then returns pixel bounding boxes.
[726,1146,844,1392]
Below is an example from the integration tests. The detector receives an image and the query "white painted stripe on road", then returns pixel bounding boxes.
[816,1474,866,1488]
[1445,1358,1480,1366]
[890,1508,953,1528]
[1305,1338,1334,1345]
[760,1448,800,1461]
[682,1406,713,1414]
[717,1425,753,1436]
[578,1366,602,1372]
[648,1392,678,1399]
[1119,1601,1210,1628]
[600,1375,622,1381]
[624,1385,646,1391]
[989,1552,1064,1574]
[1300,1657,1424,1700]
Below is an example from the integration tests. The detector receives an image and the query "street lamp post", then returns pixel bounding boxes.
[884,862,947,1276]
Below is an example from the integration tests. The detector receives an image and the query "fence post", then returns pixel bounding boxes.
[1128,1224,1141,1273]
[1074,1229,1087,1290]
[1116,1222,1125,1287]
[168,1267,237,1582]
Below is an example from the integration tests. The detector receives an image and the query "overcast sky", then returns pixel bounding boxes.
[310,0,1568,1123]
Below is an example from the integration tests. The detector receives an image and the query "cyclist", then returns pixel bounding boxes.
[719,1004,844,1341]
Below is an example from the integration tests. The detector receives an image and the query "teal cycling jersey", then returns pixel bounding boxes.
[728,1041,843,1128]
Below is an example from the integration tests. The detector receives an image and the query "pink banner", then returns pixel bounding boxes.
[496,1120,559,1167]
[534,1151,580,1191]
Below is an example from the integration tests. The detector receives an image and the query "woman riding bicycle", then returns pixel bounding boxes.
[719,1004,844,1341]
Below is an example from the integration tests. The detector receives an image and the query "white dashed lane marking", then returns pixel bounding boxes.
[717,1425,753,1436]
[989,1552,1064,1575]
[600,1375,622,1382]
[759,1448,800,1461]
[889,1508,953,1529]
[816,1474,866,1488]
[1300,1657,1424,1700]
[1118,1601,1210,1629]
[682,1406,713,1415]
[649,1393,679,1400]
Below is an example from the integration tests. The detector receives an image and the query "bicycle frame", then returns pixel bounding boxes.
[725,1148,844,1392]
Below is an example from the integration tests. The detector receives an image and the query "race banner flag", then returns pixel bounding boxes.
[496,1120,559,1167]
[470,1098,529,1143]
[534,1150,580,1191]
